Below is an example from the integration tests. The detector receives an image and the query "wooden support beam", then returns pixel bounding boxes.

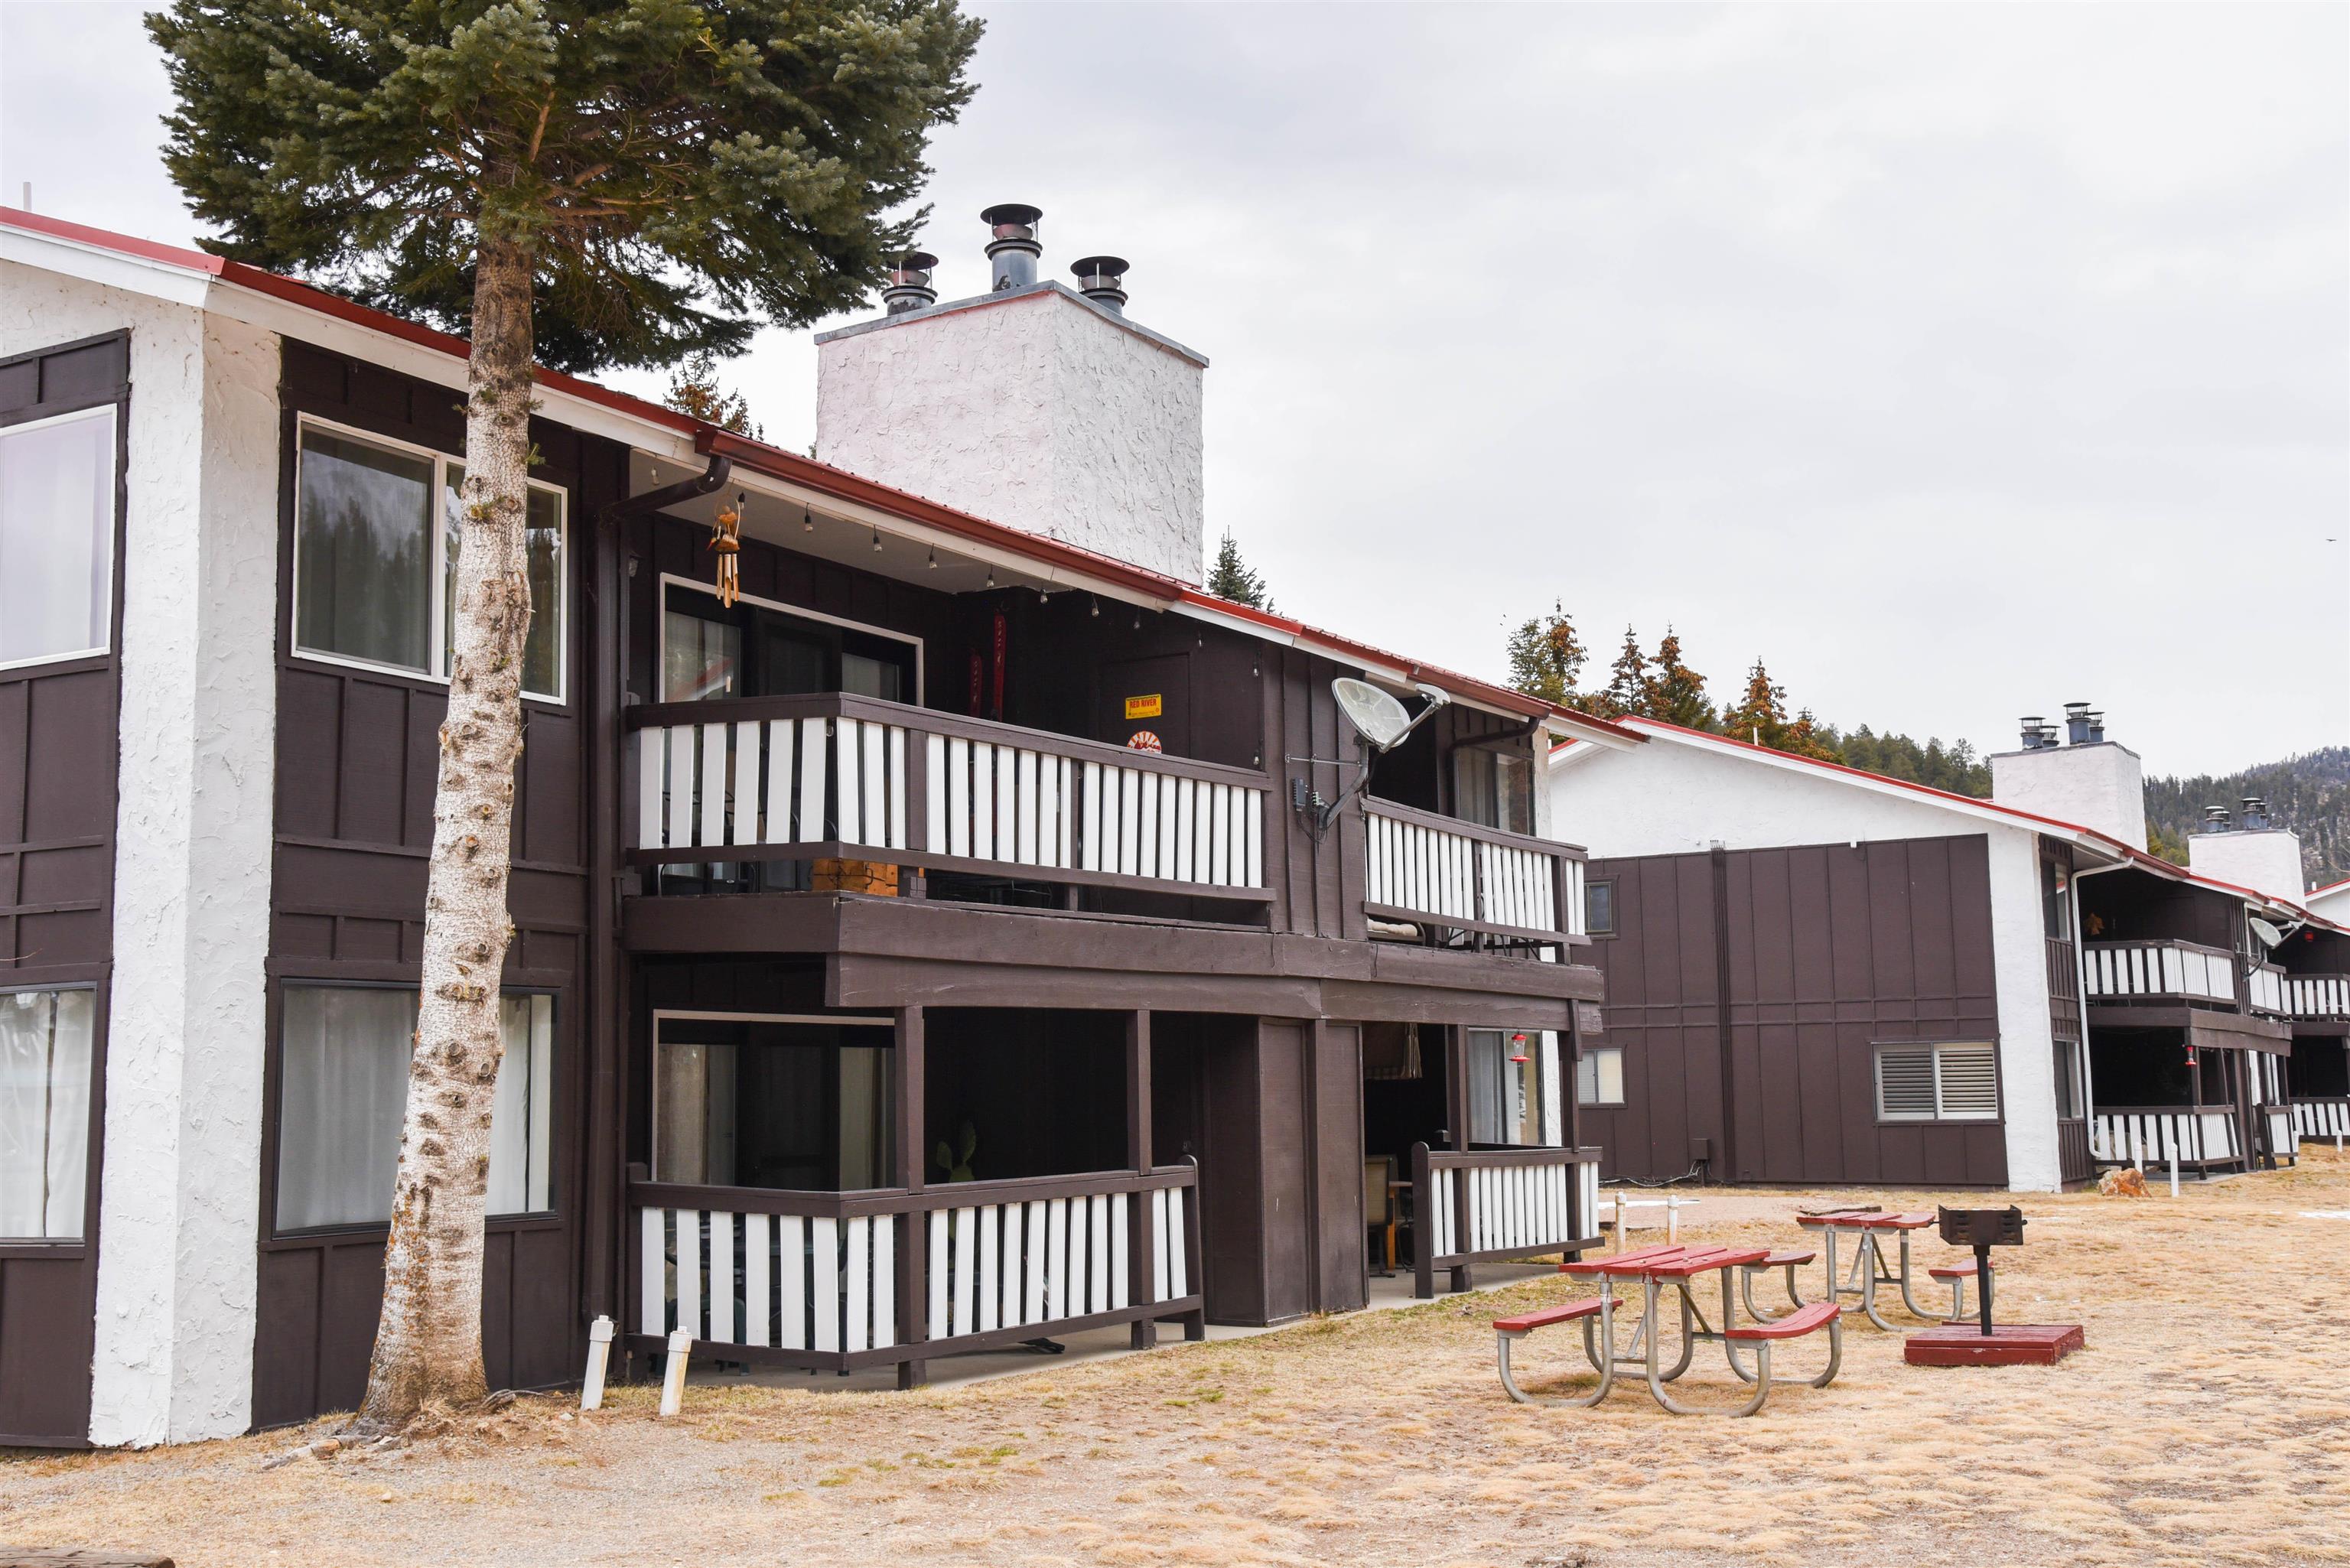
[1128,1011,1157,1348]
[894,1004,927,1390]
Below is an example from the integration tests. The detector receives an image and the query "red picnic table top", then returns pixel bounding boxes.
[1795,1210,1935,1231]
[1564,1244,1771,1280]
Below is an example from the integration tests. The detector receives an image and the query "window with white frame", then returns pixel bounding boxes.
[0,988,95,1240]
[0,405,116,669]
[274,986,554,1231]
[293,420,567,701]
[1576,1044,1625,1106]
[1875,1042,1999,1121]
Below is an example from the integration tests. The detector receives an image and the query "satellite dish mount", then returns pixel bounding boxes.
[1297,678,1450,835]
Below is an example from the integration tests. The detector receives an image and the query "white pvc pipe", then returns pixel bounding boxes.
[2169,1156,2179,1199]
[581,1315,614,1411]
[659,1327,694,1417]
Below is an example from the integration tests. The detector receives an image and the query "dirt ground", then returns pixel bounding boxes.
[8,1149,2350,1568]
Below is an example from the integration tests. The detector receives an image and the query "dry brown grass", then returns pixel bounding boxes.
[9,1150,2350,1567]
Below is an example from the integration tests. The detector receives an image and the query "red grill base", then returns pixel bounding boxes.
[1904,1323,2085,1366]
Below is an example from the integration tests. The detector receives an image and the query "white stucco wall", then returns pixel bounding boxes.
[2306,884,2350,923]
[1551,737,2065,1191]
[2186,829,2305,903]
[815,285,1206,584]
[1988,741,2147,851]
[3,263,280,1445]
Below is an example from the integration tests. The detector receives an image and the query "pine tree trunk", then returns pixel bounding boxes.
[359,236,537,1429]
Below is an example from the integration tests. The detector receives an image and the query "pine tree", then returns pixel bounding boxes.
[148,0,980,1430]
[1720,657,1787,746]
[1639,627,1717,730]
[1593,626,1649,719]
[1206,529,1274,610]
[665,352,764,440]
[1505,600,1587,708]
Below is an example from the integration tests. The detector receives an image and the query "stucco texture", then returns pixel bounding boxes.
[816,288,1206,584]
[2,264,281,1445]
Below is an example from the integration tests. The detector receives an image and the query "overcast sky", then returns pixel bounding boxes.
[5,2,2344,776]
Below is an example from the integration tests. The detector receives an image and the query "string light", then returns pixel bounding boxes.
[985,566,996,589]
[871,525,883,553]
[927,548,939,570]
[1089,596,1100,618]
[802,507,814,533]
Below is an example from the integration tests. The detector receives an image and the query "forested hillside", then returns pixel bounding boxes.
[2144,747,2349,889]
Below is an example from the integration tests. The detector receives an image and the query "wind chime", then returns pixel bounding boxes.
[708,492,745,607]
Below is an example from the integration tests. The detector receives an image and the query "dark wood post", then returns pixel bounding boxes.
[1180,1155,1207,1341]
[1127,1011,1157,1348]
[2189,1036,2205,1173]
[903,724,928,899]
[1410,1140,1435,1300]
[1446,1026,1472,1292]
[581,509,627,1348]
[894,1004,927,1389]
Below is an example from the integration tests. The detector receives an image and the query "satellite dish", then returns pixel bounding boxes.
[2250,917,2286,949]
[1333,678,1414,751]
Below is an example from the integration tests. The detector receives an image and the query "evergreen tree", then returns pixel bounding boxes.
[664,351,763,440]
[1505,600,1587,708]
[1206,529,1274,610]
[148,0,980,1429]
[1593,626,1649,719]
[1720,657,1786,745]
[1639,627,1717,730]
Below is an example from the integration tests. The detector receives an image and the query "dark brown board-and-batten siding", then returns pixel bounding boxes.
[1583,834,2007,1189]
[0,331,128,1446]
[251,340,628,1427]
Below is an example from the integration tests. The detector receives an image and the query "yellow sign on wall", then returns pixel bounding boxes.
[1125,694,1163,720]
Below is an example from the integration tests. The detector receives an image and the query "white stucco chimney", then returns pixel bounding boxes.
[2187,799,2304,899]
[1989,704,2147,848]
[813,206,1208,584]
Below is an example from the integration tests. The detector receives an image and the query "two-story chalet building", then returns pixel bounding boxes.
[0,207,1629,1449]
[1548,708,2347,1193]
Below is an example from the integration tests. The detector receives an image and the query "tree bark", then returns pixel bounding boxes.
[360,236,537,1428]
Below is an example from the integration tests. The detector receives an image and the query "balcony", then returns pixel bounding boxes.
[2084,940,2238,1007]
[623,692,1587,959]
[2282,974,2350,1020]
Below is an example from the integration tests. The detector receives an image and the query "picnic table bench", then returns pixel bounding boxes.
[1498,1243,1841,1417]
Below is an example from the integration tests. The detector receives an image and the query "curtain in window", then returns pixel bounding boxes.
[276,987,553,1231]
[0,990,93,1239]
[0,408,115,665]
[297,430,434,673]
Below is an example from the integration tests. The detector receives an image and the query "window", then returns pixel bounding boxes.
[274,987,554,1231]
[1466,1028,1546,1146]
[2042,857,2072,942]
[1453,745,1533,835]
[1875,1043,1999,1121]
[293,421,567,701]
[0,988,94,1240]
[1586,880,1616,936]
[1576,1045,1626,1107]
[653,1013,893,1190]
[659,579,919,705]
[1,405,116,669]
[2052,1039,2085,1120]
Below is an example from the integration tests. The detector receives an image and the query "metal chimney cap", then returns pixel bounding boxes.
[887,249,939,278]
[981,203,1043,242]
[880,249,940,314]
[1071,255,1131,313]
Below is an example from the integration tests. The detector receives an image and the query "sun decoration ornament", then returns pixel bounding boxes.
[709,494,744,607]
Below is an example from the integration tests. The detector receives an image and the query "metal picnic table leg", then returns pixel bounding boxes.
[1856,1231,1898,1332]
[1498,1291,1617,1408]
[1657,1280,1701,1381]
[1891,1228,1944,1322]
[1645,1273,1771,1418]
[1720,1265,1759,1384]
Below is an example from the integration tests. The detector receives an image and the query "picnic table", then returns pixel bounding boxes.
[1795,1210,1984,1330]
[1495,1243,1841,1417]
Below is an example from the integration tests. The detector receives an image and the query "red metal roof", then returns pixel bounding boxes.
[1560,715,2348,929]
[5,205,1638,742]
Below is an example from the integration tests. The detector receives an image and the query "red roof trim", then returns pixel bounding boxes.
[3,205,1640,736]
[1587,715,2347,922]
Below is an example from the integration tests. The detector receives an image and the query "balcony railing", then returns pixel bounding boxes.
[1364,799,1586,945]
[627,1162,1203,1372]
[2084,940,2238,1005]
[2247,962,2286,1017]
[1407,1143,1603,1297]
[2293,1098,2349,1141]
[2283,974,2350,1019]
[2088,1105,2241,1169]
[627,693,1271,904]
